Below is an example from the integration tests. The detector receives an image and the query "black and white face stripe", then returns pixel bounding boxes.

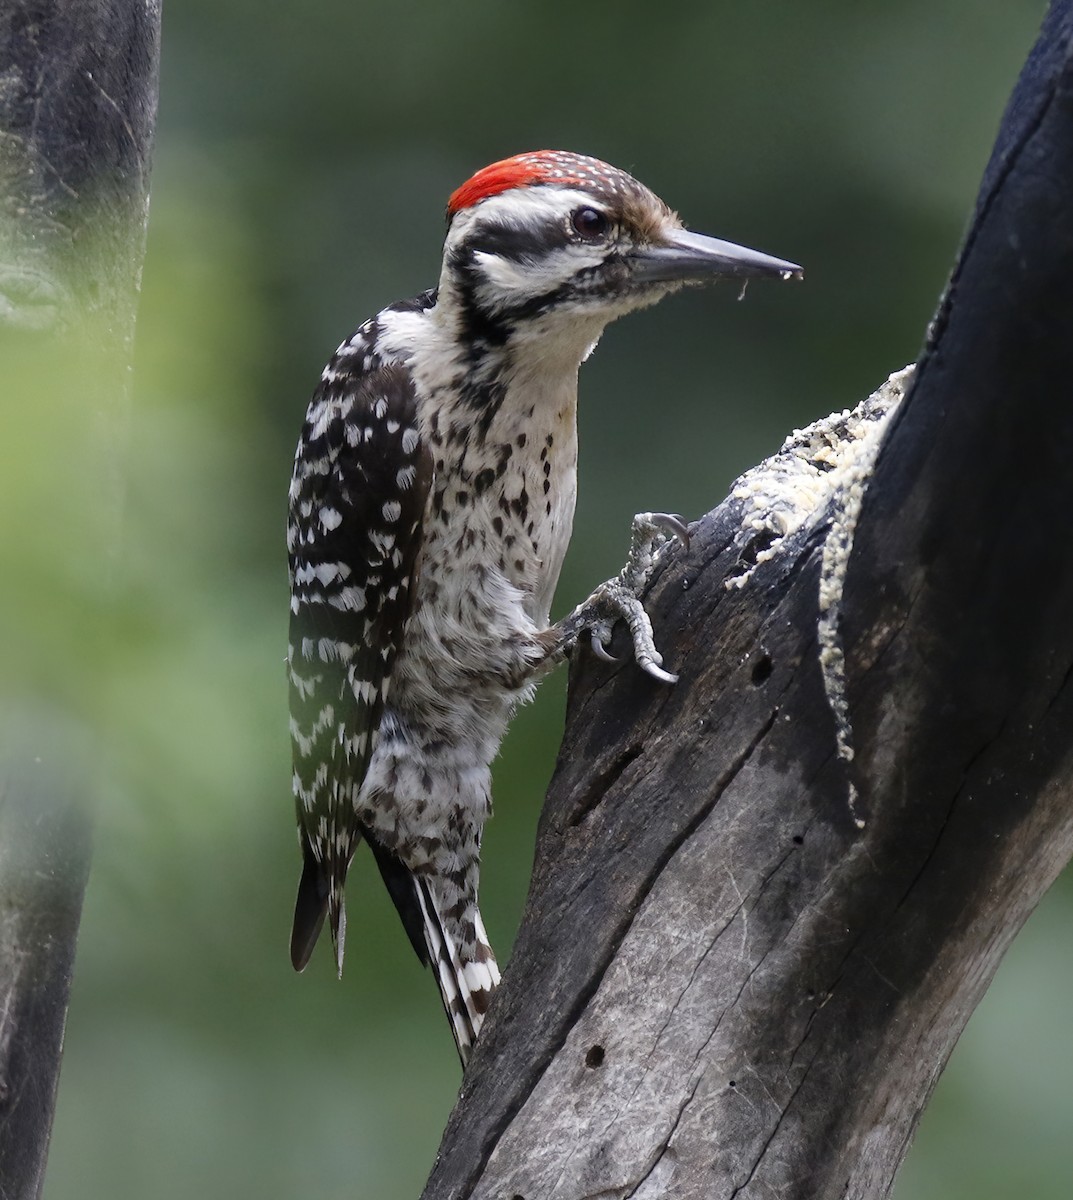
[441,184,673,344]
[461,212,577,263]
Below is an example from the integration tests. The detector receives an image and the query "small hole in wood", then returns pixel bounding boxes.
[792,834,804,845]
[728,1079,737,1088]
[585,1044,605,1069]
[739,530,776,568]
[751,653,773,685]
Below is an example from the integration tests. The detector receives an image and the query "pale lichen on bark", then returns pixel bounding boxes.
[725,366,913,826]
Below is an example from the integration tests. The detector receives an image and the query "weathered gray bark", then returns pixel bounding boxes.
[421,2,1073,1197]
[0,2,160,1194]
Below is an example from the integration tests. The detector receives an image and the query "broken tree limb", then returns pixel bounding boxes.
[0,2,160,1194]
[420,1,1073,1197]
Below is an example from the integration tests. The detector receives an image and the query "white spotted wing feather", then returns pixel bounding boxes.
[287,351,431,973]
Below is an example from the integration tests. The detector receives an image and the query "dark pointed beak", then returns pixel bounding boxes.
[630,229,803,285]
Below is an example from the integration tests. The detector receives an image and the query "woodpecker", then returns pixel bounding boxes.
[287,150,801,1063]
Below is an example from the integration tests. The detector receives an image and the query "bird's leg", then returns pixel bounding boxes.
[553,512,690,684]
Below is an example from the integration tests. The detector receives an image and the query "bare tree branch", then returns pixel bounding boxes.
[422,1,1073,1196]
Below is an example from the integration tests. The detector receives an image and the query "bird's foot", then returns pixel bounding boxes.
[558,512,689,684]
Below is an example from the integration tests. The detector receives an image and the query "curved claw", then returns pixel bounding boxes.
[651,512,691,550]
[591,632,619,663]
[640,659,679,685]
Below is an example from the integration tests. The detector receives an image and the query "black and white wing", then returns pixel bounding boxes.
[287,334,431,975]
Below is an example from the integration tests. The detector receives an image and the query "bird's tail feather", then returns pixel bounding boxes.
[291,836,329,972]
[414,878,500,1065]
[328,879,346,978]
[290,830,352,977]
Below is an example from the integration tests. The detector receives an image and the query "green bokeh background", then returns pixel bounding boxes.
[23,1,1072,1196]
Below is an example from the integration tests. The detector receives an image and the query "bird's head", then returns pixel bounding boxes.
[439,150,801,356]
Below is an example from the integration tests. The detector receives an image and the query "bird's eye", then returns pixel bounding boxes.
[571,207,611,240]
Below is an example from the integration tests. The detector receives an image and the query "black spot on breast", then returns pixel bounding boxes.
[492,516,504,536]
[474,468,495,494]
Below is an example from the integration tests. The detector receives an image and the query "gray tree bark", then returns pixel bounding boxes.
[422,1,1073,1196]
[0,2,160,1194]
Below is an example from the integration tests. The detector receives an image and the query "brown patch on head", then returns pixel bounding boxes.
[571,163,681,246]
[617,186,680,244]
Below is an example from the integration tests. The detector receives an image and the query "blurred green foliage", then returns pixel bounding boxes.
[15,0,1066,1196]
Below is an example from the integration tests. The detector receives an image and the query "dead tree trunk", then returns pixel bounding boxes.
[0,3,160,1195]
[422,1,1073,1196]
